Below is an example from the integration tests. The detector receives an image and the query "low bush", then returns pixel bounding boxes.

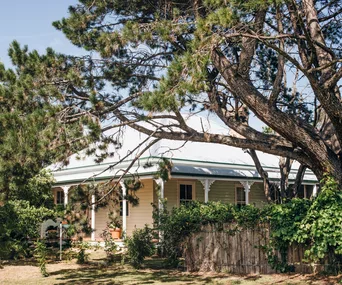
[34,240,49,277]
[125,225,155,268]
[297,176,342,273]
[0,200,55,259]
[101,227,117,262]
[73,240,92,264]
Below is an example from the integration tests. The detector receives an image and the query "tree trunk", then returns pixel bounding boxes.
[291,165,307,198]
[247,149,273,202]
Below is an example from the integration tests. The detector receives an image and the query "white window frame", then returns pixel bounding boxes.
[177,181,196,206]
[54,189,65,205]
[235,185,247,206]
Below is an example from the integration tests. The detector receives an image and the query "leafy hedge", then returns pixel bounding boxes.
[0,200,55,259]
[154,177,342,271]
[126,225,156,268]
[298,176,342,268]
[154,201,264,266]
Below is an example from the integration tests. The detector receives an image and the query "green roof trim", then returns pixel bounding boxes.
[54,169,318,186]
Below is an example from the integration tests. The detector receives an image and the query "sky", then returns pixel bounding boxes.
[0,0,83,68]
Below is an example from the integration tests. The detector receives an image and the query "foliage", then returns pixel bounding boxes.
[108,213,122,229]
[156,158,173,182]
[298,176,342,265]
[3,169,55,208]
[0,200,56,259]
[34,240,49,277]
[101,227,118,262]
[125,225,156,268]
[154,201,263,266]
[73,240,92,264]
[263,199,311,250]
[261,198,311,272]
[0,43,96,201]
[154,183,342,273]
[43,0,342,187]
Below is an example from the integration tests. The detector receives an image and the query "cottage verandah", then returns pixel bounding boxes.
[50,116,318,241]
[52,158,318,240]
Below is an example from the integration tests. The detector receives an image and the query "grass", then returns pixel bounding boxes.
[0,249,341,285]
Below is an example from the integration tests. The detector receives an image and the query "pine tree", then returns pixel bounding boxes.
[0,42,97,201]
[3,0,342,193]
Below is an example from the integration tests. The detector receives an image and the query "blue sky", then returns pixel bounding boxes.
[0,1,83,67]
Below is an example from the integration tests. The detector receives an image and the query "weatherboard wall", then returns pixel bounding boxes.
[53,179,269,240]
[126,179,154,236]
[249,182,268,207]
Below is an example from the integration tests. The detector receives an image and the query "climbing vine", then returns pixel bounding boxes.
[154,178,342,273]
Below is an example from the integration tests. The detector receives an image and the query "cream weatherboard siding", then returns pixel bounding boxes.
[126,179,154,236]
[195,180,205,202]
[163,179,205,209]
[249,182,268,207]
[208,180,236,203]
[153,180,158,206]
[94,203,112,239]
[54,178,270,240]
[163,179,178,211]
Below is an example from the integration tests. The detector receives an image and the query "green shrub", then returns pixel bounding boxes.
[101,227,117,262]
[154,201,263,266]
[260,198,311,272]
[0,200,55,259]
[126,225,155,268]
[34,240,49,277]
[298,176,342,269]
[73,240,91,264]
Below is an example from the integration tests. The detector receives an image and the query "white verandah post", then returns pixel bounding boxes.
[155,178,165,211]
[61,186,69,207]
[91,194,96,241]
[120,181,127,239]
[240,181,254,205]
[312,184,318,197]
[199,179,215,203]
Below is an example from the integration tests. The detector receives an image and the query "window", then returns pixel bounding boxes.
[297,185,314,199]
[179,183,193,205]
[55,190,65,205]
[235,186,246,207]
[120,200,129,216]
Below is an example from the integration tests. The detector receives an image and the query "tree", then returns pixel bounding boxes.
[4,1,342,192]
[0,45,98,201]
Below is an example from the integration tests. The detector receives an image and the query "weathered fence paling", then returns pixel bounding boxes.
[184,223,328,274]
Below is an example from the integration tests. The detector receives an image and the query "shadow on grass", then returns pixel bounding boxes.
[49,257,219,285]
[1,257,63,267]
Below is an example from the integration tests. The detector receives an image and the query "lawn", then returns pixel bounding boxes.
[0,249,341,285]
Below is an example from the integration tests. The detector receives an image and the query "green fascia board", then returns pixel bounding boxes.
[171,172,318,183]
[54,170,317,186]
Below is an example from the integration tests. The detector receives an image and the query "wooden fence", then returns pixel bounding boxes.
[184,223,328,274]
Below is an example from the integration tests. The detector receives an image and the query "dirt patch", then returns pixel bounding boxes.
[0,251,341,285]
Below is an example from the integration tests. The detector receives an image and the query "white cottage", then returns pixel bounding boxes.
[50,115,318,240]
